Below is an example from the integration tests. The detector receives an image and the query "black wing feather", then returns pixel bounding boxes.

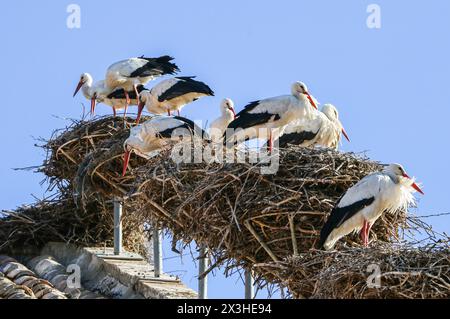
[107,85,146,100]
[318,197,376,248]
[277,130,319,147]
[156,116,210,141]
[158,77,214,102]
[235,100,260,117]
[226,112,281,131]
[130,55,180,78]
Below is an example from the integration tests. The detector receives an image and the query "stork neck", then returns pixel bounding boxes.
[384,170,400,184]
[82,83,92,100]
[221,108,233,120]
[81,76,94,99]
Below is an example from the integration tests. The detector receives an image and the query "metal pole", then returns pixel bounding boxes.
[245,269,254,299]
[198,246,208,299]
[153,228,163,277]
[113,199,123,255]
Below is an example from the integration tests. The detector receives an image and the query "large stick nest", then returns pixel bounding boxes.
[38,117,405,264]
[5,116,447,298]
[255,240,450,299]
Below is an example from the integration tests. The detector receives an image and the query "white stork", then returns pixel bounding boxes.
[135,76,214,123]
[319,163,424,250]
[277,104,350,149]
[209,98,236,143]
[105,55,179,114]
[73,73,105,114]
[224,81,318,151]
[73,73,146,117]
[122,116,209,176]
[106,55,179,94]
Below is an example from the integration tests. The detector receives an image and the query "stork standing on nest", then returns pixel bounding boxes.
[73,73,146,117]
[277,104,350,149]
[223,82,318,151]
[135,76,214,123]
[122,116,209,176]
[105,55,179,112]
[319,163,424,250]
[209,98,236,143]
[103,85,146,117]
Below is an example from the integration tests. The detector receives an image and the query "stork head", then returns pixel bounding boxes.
[322,104,350,142]
[291,81,317,109]
[73,73,93,97]
[384,163,424,195]
[135,90,152,124]
[221,98,236,119]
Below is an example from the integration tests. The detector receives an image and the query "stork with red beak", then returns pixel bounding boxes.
[72,73,106,115]
[73,73,146,117]
[319,163,424,250]
[122,116,209,176]
[209,98,236,143]
[224,81,318,151]
[277,103,350,149]
[135,76,214,123]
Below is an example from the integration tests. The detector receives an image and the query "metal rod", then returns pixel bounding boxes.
[113,199,123,255]
[198,245,208,299]
[153,228,163,277]
[245,269,254,299]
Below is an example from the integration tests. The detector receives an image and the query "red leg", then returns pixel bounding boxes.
[268,131,272,152]
[167,110,171,116]
[124,90,131,105]
[360,222,367,242]
[123,104,128,119]
[363,221,370,246]
[124,91,130,119]
[366,222,373,245]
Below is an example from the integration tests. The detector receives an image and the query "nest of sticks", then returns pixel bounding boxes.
[6,116,447,298]
[0,190,147,255]
[37,117,406,266]
[255,236,450,299]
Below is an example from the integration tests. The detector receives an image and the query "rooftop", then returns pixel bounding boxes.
[0,242,197,299]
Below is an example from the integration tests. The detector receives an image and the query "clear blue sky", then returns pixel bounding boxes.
[1,0,449,298]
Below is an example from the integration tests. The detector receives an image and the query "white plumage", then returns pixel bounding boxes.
[135,76,214,123]
[319,163,424,250]
[224,82,318,150]
[73,73,143,117]
[209,98,236,143]
[105,56,179,91]
[278,104,350,149]
[122,116,207,176]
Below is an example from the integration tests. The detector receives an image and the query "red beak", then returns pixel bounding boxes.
[230,108,236,120]
[90,93,97,116]
[342,127,350,142]
[122,150,131,177]
[73,80,83,97]
[136,102,145,124]
[403,173,424,195]
[305,93,318,110]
